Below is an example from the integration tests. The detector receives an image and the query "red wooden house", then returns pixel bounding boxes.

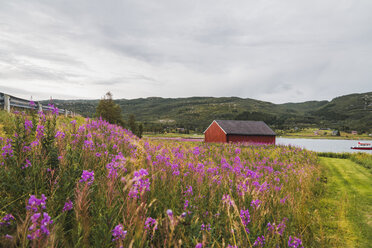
[204,120,276,144]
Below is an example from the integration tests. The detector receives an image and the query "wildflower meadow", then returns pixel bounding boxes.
[0,107,322,247]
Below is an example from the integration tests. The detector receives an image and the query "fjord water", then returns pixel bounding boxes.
[277,137,372,154]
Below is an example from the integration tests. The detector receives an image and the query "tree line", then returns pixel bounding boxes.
[95,92,143,138]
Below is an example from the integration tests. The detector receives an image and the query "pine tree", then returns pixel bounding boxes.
[96,92,124,126]
[128,114,137,134]
[138,123,143,138]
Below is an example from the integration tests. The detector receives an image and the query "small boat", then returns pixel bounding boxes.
[351,142,372,150]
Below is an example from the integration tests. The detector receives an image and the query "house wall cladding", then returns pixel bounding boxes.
[227,135,275,144]
[204,122,227,143]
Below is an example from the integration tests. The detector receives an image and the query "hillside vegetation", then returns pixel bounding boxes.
[46,92,372,133]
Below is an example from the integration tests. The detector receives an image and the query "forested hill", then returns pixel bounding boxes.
[44,92,372,133]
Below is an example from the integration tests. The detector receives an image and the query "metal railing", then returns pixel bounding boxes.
[0,92,78,117]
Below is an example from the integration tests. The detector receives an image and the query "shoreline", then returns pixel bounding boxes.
[279,135,372,140]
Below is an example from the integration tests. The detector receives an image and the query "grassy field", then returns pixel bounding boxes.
[317,157,372,247]
[1,108,371,247]
[0,109,322,247]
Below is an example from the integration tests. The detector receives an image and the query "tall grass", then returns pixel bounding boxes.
[0,109,321,247]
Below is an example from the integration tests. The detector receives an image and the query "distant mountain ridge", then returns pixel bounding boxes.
[44,92,372,132]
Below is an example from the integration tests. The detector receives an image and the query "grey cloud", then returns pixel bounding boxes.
[0,57,81,82]
[0,84,78,100]
[0,0,371,103]
[92,74,161,86]
[0,85,37,97]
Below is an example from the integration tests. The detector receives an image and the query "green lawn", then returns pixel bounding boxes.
[318,157,372,247]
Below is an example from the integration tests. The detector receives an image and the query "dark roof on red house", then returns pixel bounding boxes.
[209,120,276,136]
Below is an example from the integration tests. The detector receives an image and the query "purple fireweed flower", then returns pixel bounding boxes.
[40,212,53,235]
[259,181,269,192]
[195,243,203,248]
[22,159,32,169]
[250,199,261,209]
[144,217,158,230]
[0,214,15,226]
[184,200,189,210]
[70,120,77,125]
[128,169,150,198]
[267,218,287,236]
[253,235,265,247]
[237,181,248,196]
[222,194,234,207]
[80,170,94,185]
[4,234,13,239]
[62,200,73,212]
[83,140,95,150]
[201,223,211,231]
[30,213,41,228]
[221,158,231,170]
[106,154,127,179]
[78,125,85,133]
[25,119,33,132]
[181,212,187,218]
[48,104,59,115]
[267,222,275,232]
[193,147,200,155]
[1,139,13,158]
[38,111,46,121]
[185,185,193,196]
[55,131,65,139]
[252,180,260,188]
[29,100,36,107]
[27,212,53,240]
[275,185,283,191]
[280,196,288,204]
[26,194,47,212]
[108,167,118,179]
[134,168,148,177]
[112,224,127,242]
[288,236,304,248]
[23,145,31,152]
[277,218,287,236]
[240,208,251,233]
[36,125,45,139]
[166,209,173,217]
[30,140,39,147]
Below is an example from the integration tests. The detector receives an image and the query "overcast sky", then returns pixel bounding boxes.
[0,0,371,103]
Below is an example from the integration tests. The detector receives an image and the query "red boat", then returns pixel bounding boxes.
[351,142,372,150]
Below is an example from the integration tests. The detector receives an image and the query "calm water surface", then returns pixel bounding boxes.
[276,137,372,154]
